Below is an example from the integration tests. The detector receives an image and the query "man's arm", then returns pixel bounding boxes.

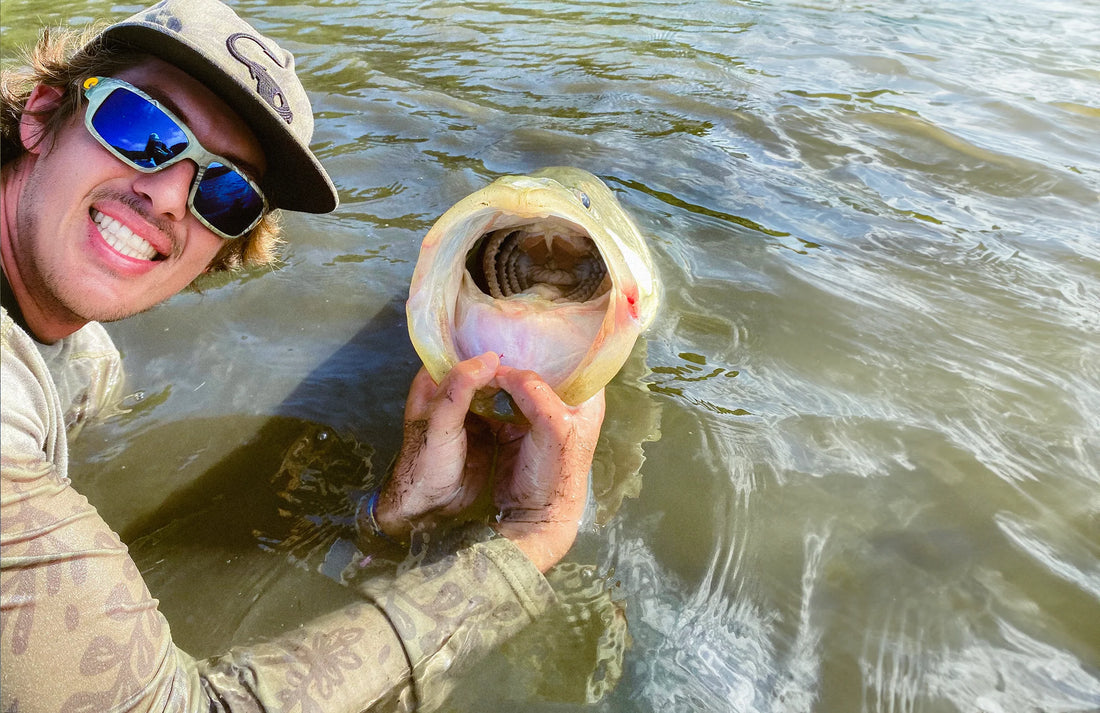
[1,319,554,713]
[194,536,554,712]
[1,466,552,712]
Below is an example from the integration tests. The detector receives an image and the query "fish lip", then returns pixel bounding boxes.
[476,211,593,237]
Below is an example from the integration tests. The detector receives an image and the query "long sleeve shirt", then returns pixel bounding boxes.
[1,305,555,712]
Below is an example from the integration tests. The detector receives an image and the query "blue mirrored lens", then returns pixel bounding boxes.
[90,86,265,238]
[90,89,188,168]
[193,163,265,237]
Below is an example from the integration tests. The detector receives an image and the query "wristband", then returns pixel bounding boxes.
[358,490,404,548]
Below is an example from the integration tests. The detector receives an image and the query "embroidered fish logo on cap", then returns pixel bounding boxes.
[227,33,293,124]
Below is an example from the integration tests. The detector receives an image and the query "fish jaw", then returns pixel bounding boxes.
[406,168,660,405]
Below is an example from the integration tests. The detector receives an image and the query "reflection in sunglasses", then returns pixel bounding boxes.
[82,76,267,239]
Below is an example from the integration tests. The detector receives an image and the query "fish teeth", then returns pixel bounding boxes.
[92,209,158,261]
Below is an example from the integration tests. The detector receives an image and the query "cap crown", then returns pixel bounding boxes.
[94,0,338,213]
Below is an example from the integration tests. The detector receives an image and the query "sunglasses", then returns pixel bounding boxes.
[81,76,267,240]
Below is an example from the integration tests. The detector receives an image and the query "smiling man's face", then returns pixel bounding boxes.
[2,56,266,342]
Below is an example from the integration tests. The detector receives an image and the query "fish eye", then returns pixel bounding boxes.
[573,189,591,209]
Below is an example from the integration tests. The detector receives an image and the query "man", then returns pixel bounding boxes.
[0,1,605,711]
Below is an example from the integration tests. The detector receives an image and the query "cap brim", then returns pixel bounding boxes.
[98,24,338,214]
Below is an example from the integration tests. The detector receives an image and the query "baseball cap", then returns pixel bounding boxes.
[84,0,338,214]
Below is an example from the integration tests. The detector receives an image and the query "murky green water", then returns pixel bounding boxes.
[4,0,1099,710]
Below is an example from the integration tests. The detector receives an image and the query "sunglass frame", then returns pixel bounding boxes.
[81,76,267,240]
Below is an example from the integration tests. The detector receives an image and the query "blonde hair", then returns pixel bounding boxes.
[1,25,284,275]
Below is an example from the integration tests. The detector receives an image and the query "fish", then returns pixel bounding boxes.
[406,167,659,416]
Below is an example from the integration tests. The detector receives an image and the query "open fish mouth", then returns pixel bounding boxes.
[406,167,659,410]
[470,221,610,303]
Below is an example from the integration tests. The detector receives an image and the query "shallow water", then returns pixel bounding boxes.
[4,0,1099,710]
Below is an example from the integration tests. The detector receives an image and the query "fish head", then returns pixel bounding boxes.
[406,167,659,409]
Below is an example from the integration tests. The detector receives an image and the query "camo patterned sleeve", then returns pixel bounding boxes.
[1,312,556,713]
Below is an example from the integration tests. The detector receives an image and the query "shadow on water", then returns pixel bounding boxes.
[116,297,417,652]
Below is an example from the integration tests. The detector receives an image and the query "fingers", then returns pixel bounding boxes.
[491,366,559,426]
[406,352,500,421]
[403,353,500,454]
[492,366,606,443]
[402,366,442,418]
[378,358,608,573]
[375,353,502,536]
[488,367,607,572]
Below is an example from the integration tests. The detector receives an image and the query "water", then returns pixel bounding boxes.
[4,0,1099,710]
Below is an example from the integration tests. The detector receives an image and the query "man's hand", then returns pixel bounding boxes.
[373,352,500,537]
[371,352,605,572]
[487,366,605,572]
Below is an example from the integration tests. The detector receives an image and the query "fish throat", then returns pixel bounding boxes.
[469,219,611,303]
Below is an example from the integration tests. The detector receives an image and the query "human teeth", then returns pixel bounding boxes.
[92,210,158,260]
